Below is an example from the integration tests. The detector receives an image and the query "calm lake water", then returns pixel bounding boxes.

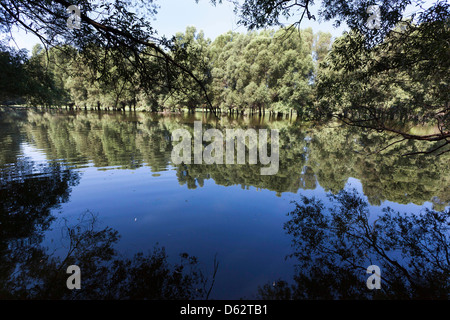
[0,108,448,299]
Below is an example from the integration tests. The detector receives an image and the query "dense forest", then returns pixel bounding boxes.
[1,27,332,117]
[1,0,448,157]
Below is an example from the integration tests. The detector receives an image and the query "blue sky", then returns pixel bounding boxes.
[6,0,436,53]
[6,0,348,53]
[152,0,349,39]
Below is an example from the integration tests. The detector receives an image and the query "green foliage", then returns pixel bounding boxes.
[0,44,28,104]
[316,13,449,119]
[164,27,213,112]
[1,26,329,116]
[227,0,445,46]
[209,28,318,115]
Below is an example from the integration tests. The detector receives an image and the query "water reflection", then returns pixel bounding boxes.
[258,190,449,300]
[0,157,80,298]
[0,108,449,299]
[0,210,213,299]
[0,138,213,299]
[8,109,447,208]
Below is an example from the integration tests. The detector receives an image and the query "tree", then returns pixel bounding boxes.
[217,0,440,45]
[315,10,449,155]
[212,0,449,151]
[0,43,69,107]
[164,27,214,113]
[0,44,28,105]
[209,28,317,116]
[24,45,68,107]
[0,0,218,115]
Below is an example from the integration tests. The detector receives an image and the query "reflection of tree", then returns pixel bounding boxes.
[21,109,450,207]
[174,124,313,195]
[0,156,212,299]
[0,108,26,166]
[257,190,449,299]
[307,125,450,210]
[0,157,80,298]
[0,211,213,299]
[0,159,79,240]
[25,110,173,171]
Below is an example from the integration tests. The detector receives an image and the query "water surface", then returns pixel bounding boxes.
[1,109,448,299]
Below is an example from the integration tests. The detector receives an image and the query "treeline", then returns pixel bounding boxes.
[1,18,447,131]
[0,27,332,116]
